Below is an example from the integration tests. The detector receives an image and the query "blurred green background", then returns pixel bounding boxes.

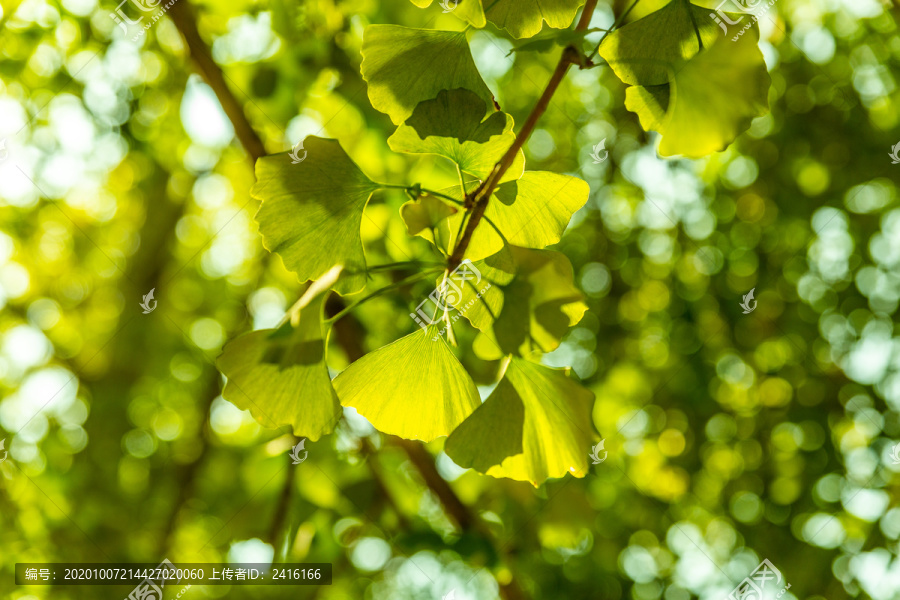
[2,0,900,598]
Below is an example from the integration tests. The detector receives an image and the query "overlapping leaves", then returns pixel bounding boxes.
[598,0,770,157]
[409,0,587,39]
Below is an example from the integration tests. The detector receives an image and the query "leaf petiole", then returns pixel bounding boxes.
[323,267,444,325]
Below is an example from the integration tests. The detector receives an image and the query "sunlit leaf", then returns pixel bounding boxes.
[598,0,718,86]
[625,31,771,157]
[400,193,458,250]
[599,0,769,157]
[360,25,495,125]
[333,326,481,441]
[445,246,586,358]
[445,357,596,486]
[445,0,586,39]
[445,171,590,260]
[388,88,524,181]
[252,136,379,295]
[216,268,344,441]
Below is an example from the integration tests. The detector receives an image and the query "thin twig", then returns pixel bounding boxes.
[448,0,600,272]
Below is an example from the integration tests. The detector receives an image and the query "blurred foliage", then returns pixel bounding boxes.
[1,0,900,599]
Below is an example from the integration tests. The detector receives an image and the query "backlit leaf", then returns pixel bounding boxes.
[447,246,587,358]
[333,326,481,441]
[445,171,590,260]
[624,30,771,157]
[361,25,495,125]
[216,268,344,441]
[445,357,595,486]
[400,194,458,250]
[388,88,524,181]
[252,136,379,295]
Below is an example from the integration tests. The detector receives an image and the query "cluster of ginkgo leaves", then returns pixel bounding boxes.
[215,0,770,486]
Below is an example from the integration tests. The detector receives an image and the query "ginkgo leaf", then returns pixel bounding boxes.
[400,194,458,249]
[598,0,719,86]
[625,30,770,157]
[252,136,379,295]
[435,0,585,39]
[216,268,344,441]
[598,0,770,158]
[361,25,495,125]
[333,326,481,441]
[447,246,587,358]
[388,88,524,181]
[445,171,590,260]
[445,357,596,486]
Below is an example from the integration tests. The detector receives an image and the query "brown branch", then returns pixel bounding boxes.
[167,0,266,163]
[448,0,599,272]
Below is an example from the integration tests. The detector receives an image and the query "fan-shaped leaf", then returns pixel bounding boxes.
[252,137,379,295]
[388,88,524,181]
[361,26,495,125]
[445,357,595,486]
[445,171,590,260]
[333,326,481,441]
[216,268,344,441]
[624,30,770,157]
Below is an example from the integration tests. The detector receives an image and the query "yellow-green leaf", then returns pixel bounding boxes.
[361,25,495,125]
[598,0,719,86]
[481,0,586,39]
[388,88,524,181]
[333,326,481,441]
[216,269,344,441]
[252,136,379,295]
[445,171,590,260]
[400,194,458,249]
[447,246,587,358]
[625,30,770,157]
[445,357,595,486]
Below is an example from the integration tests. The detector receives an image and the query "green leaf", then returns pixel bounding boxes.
[388,88,525,181]
[624,31,771,157]
[445,357,595,486]
[509,28,604,55]
[400,194,459,250]
[450,0,585,39]
[598,0,770,158]
[448,246,587,358]
[216,267,344,441]
[333,326,481,441]
[598,0,719,87]
[252,136,379,295]
[445,171,590,260]
[360,25,496,125]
